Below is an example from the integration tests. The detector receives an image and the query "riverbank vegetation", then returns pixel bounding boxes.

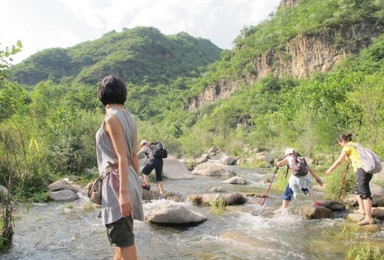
[1,0,384,254]
[0,0,383,205]
[0,0,383,200]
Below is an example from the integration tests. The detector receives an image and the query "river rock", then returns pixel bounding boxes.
[298,205,333,219]
[192,162,236,177]
[221,155,237,165]
[49,189,79,202]
[196,154,209,164]
[185,193,247,206]
[145,203,207,226]
[343,183,384,207]
[372,207,384,218]
[318,200,346,211]
[346,213,365,222]
[0,185,8,199]
[162,157,195,179]
[211,186,226,192]
[48,179,71,191]
[207,146,220,156]
[371,183,384,206]
[142,189,184,202]
[221,176,247,185]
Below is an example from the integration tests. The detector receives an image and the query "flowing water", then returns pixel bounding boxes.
[2,166,384,259]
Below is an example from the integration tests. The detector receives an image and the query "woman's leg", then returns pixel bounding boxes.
[107,217,137,259]
[143,174,150,186]
[362,198,373,220]
[281,185,293,213]
[282,199,289,209]
[156,182,165,194]
[355,195,365,214]
[142,161,156,187]
[115,245,137,260]
[355,168,374,224]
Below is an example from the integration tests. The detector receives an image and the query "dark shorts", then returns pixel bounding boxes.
[282,185,310,201]
[106,216,134,247]
[353,168,373,200]
[142,157,163,182]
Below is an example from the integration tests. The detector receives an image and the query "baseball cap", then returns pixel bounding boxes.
[284,148,295,156]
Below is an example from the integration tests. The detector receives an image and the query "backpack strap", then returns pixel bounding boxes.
[285,165,289,178]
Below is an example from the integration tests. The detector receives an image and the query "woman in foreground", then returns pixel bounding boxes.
[96,75,144,259]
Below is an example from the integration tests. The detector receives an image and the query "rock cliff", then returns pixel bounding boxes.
[186,21,382,110]
[281,0,298,8]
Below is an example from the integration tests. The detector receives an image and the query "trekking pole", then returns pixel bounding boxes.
[261,167,279,206]
[338,163,350,201]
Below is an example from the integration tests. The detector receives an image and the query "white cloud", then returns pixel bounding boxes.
[1,0,281,63]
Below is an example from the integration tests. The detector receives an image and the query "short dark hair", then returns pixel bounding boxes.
[97,75,127,106]
[337,133,353,142]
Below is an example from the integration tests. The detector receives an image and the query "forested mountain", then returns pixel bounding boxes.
[1,0,384,202]
[9,27,222,86]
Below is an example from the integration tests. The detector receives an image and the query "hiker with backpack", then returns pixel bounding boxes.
[275,148,323,215]
[325,133,379,226]
[137,139,167,194]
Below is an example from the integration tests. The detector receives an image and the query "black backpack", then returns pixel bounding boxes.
[287,152,308,176]
[150,142,168,159]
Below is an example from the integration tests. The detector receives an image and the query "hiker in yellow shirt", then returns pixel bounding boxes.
[325,133,374,226]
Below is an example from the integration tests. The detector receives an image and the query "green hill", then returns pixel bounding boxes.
[9,26,222,86]
[2,0,384,175]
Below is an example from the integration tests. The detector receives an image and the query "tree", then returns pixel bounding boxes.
[0,41,22,79]
[345,73,384,147]
[0,42,24,252]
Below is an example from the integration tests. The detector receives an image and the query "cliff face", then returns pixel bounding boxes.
[186,22,382,110]
[281,0,298,8]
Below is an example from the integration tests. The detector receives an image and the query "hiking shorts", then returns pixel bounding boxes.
[142,158,163,182]
[282,185,310,201]
[353,168,373,200]
[106,216,134,247]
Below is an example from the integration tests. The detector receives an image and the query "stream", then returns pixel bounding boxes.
[2,166,384,259]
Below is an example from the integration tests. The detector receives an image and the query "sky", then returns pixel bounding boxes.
[1,0,281,64]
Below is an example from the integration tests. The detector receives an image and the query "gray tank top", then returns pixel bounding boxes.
[96,108,144,224]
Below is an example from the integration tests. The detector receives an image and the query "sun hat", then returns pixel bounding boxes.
[140,139,148,146]
[284,148,295,156]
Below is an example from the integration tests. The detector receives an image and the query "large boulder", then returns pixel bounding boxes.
[372,167,384,182]
[192,162,236,177]
[162,157,194,179]
[145,203,207,226]
[344,183,384,207]
[140,157,194,179]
